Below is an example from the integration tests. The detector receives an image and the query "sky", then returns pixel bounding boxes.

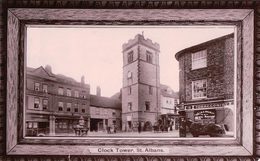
[27,26,235,97]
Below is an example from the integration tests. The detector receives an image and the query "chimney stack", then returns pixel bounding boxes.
[96,86,101,96]
[45,65,52,74]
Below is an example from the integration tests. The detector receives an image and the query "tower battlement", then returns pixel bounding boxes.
[122,34,160,52]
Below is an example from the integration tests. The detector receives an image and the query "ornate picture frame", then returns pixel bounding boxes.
[6,8,254,157]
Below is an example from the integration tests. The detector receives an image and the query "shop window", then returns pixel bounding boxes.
[58,87,64,95]
[34,82,40,91]
[43,99,48,110]
[192,79,207,99]
[146,51,153,63]
[67,89,71,96]
[127,51,133,63]
[192,50,207,70]
[43,84,48,93]
[34,97,40,109]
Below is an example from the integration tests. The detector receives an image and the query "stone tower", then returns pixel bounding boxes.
[122,34,160,131]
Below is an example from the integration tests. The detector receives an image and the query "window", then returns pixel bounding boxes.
[127,51,133,63]
[43,99,48,110]
[74,91,79,98]
[74,108,78,113]
[82,109,85,113]
[192,50,207,70]
[67,89,71,96]
[34,82,40,91]
[128,86,131,95]
[82,91,86,98]
[67,103,71,112]
[112,112,116,116]
[58,87,63,95]
[146,51,153,63]
[192,79,207,99]
[43,84,48,93]
[128,102,132,111]
[58,102,63,111]
[145,101,150,111]
[34,98,40,109]
[149,86,153,95]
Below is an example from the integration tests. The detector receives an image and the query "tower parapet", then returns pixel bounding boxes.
[122,34,160,52]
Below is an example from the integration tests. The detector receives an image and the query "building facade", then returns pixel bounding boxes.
[26,66,91,136]
[122,34,161,131]
[89,89,122,132]
[160,84,179,115]
[175,33,235,132]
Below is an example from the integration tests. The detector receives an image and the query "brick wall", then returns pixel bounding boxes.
[178,35,234,102]
[0,0,258,160]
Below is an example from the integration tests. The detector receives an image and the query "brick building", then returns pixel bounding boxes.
[26,65,91,136]
[122,34,161,131]
[175,33,235,132]
[89,89,121,132]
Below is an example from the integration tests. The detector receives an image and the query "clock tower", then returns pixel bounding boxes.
[122,34,160,131]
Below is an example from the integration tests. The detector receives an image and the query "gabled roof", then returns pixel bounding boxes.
[90,95,121,109]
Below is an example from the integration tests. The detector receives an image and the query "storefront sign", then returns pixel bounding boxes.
[194,109,216,121]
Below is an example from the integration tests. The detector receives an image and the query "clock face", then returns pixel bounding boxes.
[127,71,132,78]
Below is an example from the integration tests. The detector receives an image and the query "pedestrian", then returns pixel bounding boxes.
[138,122,142,133]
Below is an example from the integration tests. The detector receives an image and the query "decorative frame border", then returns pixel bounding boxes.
[6,8,254,157]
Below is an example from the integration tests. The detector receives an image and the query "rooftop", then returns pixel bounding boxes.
[175,33,234,61]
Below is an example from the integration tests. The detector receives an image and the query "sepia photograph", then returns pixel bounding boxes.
[25,25,236,138]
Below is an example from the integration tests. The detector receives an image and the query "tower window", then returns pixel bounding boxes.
[128,102,132,111]
[128,86,132,95]
[127,51,134,63]
[149,86,153,95]
[145,101,150,111]
[146,51,153,63]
